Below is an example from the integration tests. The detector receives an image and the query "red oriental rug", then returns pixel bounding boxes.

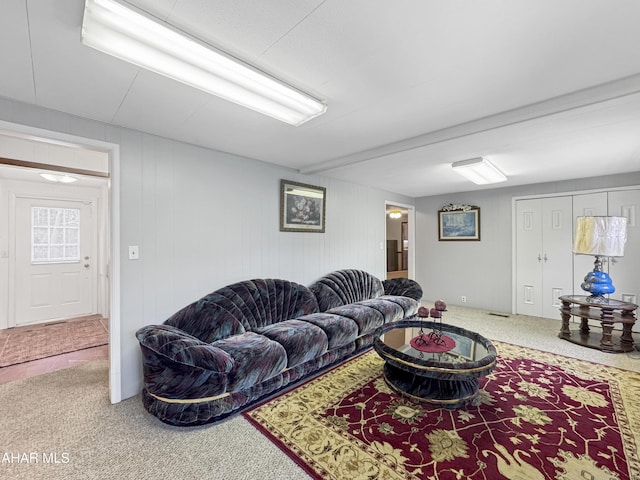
[244,342,640,480]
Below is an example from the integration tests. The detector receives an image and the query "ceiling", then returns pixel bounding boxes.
[2,0,640,197]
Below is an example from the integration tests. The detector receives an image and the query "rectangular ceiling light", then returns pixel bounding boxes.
[81,0,327,126]
[451,157,507,185]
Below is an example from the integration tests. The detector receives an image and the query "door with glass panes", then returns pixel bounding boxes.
[13,197,96,326]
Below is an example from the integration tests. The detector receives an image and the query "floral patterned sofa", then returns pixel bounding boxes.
[136,269,421,426]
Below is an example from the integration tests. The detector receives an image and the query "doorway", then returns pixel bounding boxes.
[12,196,98,326]
[0,122,119,401]
[385,202,415,279]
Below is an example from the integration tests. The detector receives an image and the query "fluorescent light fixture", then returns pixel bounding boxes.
[40,173,78,183]
[81,0,326,126]
[451,157,507,185]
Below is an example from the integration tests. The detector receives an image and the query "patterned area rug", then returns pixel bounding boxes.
[244,342,640,480]
[0,316,108,367]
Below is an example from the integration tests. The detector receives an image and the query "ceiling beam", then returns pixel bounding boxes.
[300,73,640,175]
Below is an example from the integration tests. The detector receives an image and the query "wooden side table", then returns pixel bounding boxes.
[559,295,638,353]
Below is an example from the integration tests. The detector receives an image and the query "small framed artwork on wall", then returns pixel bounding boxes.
[280,179,326,233]
[438,205,480,241]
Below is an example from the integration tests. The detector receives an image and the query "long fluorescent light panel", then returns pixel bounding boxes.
[81,0,326,125]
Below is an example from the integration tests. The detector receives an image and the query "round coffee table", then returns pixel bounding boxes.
[373,320,497,409]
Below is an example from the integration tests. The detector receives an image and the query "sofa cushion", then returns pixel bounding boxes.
[164,297,246,343]
[256,319,328,368]
[382,278,423,301]
[212,332,287,391]
[358,298,405,323]
[309,269,384,311]
[379,295,420,317]
[213,279,319,330]
[297,313,359,349]
[326,304,385,336]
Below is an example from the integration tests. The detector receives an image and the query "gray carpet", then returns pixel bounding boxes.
[1,305,639,479]
[0,360,309,480]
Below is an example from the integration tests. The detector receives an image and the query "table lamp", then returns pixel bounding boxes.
[573,216,627,299]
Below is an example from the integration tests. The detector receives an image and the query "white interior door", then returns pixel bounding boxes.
[516,198,543,316]
[540,196,573,319]
[516,196,573,318]
[13,197,97,326]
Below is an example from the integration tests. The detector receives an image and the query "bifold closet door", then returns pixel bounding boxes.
[516,196,573,319]
[608,189,640,306]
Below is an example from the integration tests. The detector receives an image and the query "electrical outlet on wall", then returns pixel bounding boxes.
[461,296,467,303]
[128,245,139,260]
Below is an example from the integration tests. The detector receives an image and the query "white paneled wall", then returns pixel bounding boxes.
[0,98,413,401]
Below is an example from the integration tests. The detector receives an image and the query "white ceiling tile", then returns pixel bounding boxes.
[0,0,36,103]
[1,0,640,196]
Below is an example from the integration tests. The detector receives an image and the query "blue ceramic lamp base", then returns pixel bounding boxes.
[580,255,615,298]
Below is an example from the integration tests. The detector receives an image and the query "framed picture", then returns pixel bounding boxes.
[280,180,326,233]
[438,207,480,241]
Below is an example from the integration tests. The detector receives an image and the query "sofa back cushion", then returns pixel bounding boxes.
[309,269,384,312]
[382,278,423,301]
[165,279,319,341]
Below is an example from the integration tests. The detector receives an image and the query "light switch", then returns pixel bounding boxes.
[128,245,139,260]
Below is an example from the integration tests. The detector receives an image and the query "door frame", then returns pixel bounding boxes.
[9,192,100,327]
[384,201,416,279]
[0,120,122,404]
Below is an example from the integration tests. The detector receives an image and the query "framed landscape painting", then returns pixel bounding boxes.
[438,207,480,241]
[280,180,326,233]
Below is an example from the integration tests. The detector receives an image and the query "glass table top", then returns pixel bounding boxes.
[374,320,496,370]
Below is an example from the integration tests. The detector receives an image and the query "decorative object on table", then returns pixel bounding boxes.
[438,204,480,241]
[428,299,447,344]
[279,179,326,232]
[573,216,627,299]
[410,300,454,353]
[411,305,431,353]
[244,342,639,480]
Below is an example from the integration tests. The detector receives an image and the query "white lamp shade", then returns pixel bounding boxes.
[573,216,627,257]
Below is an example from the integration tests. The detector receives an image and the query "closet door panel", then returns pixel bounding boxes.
[541,196,573,319]
[516,199,543,316]
[608,189,640,306]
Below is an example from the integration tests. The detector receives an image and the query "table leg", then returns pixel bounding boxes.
[621,323,634,346]
[559,300,571,339]
[579,316,590,335]
[600,322,614,348]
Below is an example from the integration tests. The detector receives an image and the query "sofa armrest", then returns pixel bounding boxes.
[136,324,234,399]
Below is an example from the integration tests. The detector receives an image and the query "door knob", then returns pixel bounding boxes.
[84,263,90,268]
